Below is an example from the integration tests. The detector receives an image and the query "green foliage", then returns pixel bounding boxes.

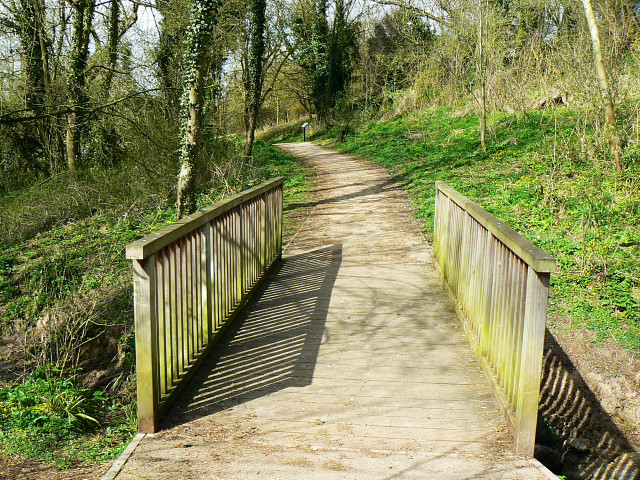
[253,140,314,215]
[365,10,434,94]
[315,107,640,355]
[293,0,359,120]
[0,366,136,468]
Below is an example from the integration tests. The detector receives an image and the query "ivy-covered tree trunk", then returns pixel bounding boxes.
[176,0,220,218]
[244,0,267,160]
[17,0,51,173]
[102,0,120,93]
[66,0,95,171]
[581,0,622,172]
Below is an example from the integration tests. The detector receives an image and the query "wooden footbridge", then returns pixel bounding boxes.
[111,143,557,479]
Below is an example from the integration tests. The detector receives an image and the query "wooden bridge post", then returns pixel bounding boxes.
[202,222,213,344]
[133,255,160,433]
[514,267,550,456]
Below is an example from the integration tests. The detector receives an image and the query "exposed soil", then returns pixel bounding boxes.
[0,456,107,480]
[535,317,640,478]
[549,320,640,450]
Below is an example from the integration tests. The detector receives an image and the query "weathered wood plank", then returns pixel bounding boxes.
[133,256,159,433]
[515,267,550,457]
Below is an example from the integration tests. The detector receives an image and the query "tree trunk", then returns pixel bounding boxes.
[17,0,51,173]
[478,0,487,151]
[102,0,120,93]
[176,0,220,218]
[66,0,95,170]
[581,0,622,172]
[66,111,81,170]
[244,0,267,159]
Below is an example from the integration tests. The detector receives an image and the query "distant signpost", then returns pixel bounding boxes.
[301,122,309,142]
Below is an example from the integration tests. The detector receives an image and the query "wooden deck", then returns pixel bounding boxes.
[111,143,554,480]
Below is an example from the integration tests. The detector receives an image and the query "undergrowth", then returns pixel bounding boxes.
[313,107,640,354]
[0,366,135,468]
[0,138,312,469]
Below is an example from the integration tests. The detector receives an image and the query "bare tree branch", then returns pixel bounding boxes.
[371,0,452,28]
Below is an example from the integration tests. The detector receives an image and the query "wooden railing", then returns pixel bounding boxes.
[126,178,284,433]
[433,181,556,457]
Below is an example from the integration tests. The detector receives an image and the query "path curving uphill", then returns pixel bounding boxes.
[110,143,555,480]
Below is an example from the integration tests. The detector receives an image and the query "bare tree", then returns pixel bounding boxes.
[581,0,622,172]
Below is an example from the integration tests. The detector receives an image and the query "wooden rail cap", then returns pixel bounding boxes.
[126,177,285,260]
[435,181,556,273]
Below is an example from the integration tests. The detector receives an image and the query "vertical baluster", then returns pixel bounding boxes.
[470,219,481,336]
[212,218,221,331]
[178,237,189,375]
[202,223,212,347]
[498,252,514,386]
[219,216,226,326]
[488,241,504,369]
[193,229,199,354]
[156,251,167,396]
[189,233,196,363]
[246,201,251,289]
[505,255,521,403]
[479,226,493,355]
[230,210,236,309]
[224,212,231,317]
[194,228,200,351]
[169,244,178,386]
[277,184,283,256]
[236,205,243,303]
[250,199,253,287]
[192,229,199,354]
[509,260,528,409]
[265,190,275,265]
[496,244,510,377]
[183,232,190,364]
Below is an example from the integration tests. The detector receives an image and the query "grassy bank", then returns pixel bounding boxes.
[0,140,313,469]
[312,108,640,355]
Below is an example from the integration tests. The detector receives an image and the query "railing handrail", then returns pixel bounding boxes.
[434,181,556,458]
[435,181,555,273]
[127,178,285,260]
[127,178,284,433]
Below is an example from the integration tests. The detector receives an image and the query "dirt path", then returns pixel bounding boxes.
[109,143,554,480]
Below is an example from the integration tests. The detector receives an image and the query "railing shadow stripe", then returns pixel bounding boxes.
[159,244,343,428]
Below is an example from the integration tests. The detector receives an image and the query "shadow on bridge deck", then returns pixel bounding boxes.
[162,244,342,429]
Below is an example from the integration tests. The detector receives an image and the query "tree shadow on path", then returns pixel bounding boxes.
[162,244,342,429]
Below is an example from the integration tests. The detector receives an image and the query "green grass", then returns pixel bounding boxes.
[313,107,640,354]
[253,140,316,236]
